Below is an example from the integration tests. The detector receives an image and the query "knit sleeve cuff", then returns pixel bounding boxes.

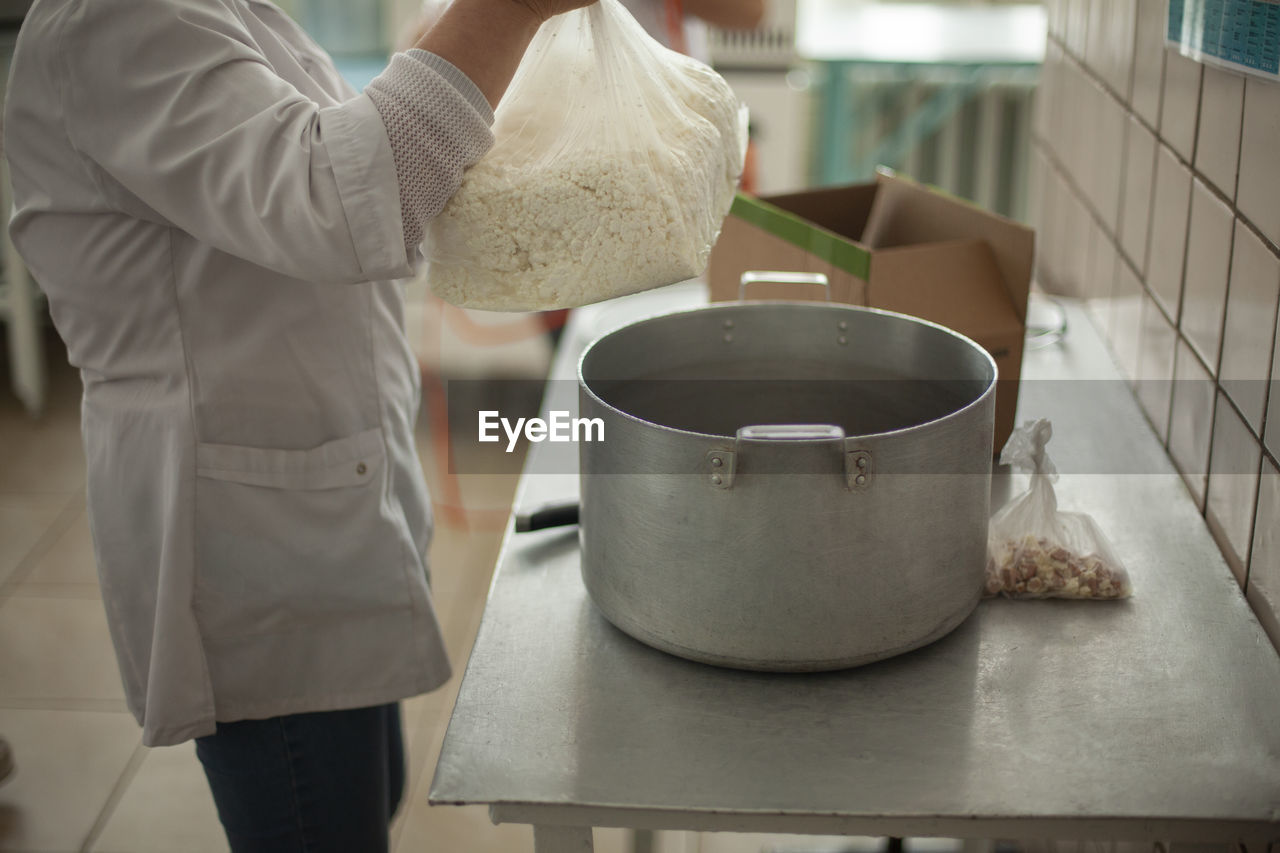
[365,51,496,253]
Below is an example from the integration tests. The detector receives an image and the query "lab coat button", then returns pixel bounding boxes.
[356,462,367,475]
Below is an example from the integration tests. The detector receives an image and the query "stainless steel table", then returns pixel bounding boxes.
[429,285,1280,852]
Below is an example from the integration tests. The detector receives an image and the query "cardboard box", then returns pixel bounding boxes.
[706,169,1034,453]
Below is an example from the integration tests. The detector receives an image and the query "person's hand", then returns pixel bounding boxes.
[504,0,596,23]
[416,0,597,107]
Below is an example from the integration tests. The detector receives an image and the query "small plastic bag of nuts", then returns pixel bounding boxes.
[985,419,1132,600]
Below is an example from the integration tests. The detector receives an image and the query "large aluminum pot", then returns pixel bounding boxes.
[576,297,997,671]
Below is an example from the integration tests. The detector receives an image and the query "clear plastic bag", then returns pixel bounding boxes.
[423,0,748,312]
[985,419,1132,600]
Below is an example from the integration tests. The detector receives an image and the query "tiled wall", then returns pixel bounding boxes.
[1029,0,1280,649]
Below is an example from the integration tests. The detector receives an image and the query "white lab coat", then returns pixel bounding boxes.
[5,0,492,745]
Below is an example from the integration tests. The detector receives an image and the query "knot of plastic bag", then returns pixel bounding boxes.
[999,418,1057,481]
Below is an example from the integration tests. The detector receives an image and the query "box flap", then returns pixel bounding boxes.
[706,214,868,305]
[867,239,1022,342]
[862,170,1034,322]
[751,184,879,242]
[726,194,872,280]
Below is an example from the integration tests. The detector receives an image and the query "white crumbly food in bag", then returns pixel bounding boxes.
[424,36,745,311]
[985,534,1131,599]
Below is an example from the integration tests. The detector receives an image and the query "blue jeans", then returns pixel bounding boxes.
[195,702,405,853]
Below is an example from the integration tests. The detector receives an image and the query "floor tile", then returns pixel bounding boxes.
[395,722,534,853]
[0,350,85,495]
[0,493,72,590]
[396,799,535,853]
[428,518,508,647]
[0,708,140,852]
[396,715,664,853]
[90,741,225,853]
[12,507,99,599]
[401,683,454,738]
[0,596,126,709]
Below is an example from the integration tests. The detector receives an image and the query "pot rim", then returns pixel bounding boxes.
[576,300,999,444]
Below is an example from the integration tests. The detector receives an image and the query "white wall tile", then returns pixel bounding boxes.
[1160,50,1202,162]
[1147,143,1193,320]
[1119,116,1158,274]
[1137,291,1178,439]
[1266,314,1280,459]
[1221,221,1280,434]
[1090,86,1127,233]
[1087,223,1119,315]
[1168,339,1215,505]
[1027,146,1049,238]
[1027,0,1280,622]
[1035,167,1065,292]
[1045,0,1067,40]
[1247,457,1280,642]
[1058,59,1088,183]
[1181,179,1234,373]
[1238,78,1280,248]
[1109,259,1145,378]
[1061,187,1091,297]
[1084,219,1118,334]
[1194,66,1245,201]
[1206,392,1262,583]
[1034,44,1063,146]
[1084,0,1107,72]
[1065,0,1091,59]
[1088,0,1137,98]
[1131,0,1166,127]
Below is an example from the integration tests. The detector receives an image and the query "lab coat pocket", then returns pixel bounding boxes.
[193,427,412,641]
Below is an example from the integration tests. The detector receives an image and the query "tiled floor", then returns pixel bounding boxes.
[0,332,928,853]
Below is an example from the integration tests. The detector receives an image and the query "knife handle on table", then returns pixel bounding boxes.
[514,502,580,532]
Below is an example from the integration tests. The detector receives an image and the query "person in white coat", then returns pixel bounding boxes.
[3,0,591,848]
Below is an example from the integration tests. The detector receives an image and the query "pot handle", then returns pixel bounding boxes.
[737,424,844,441]
[705,425,872,491]
[738,271,830,302]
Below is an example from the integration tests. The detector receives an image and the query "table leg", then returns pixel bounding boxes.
[533,825,594,853]
[632,828,654,853]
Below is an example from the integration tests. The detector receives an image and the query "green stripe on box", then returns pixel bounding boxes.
[729,194,872,280]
